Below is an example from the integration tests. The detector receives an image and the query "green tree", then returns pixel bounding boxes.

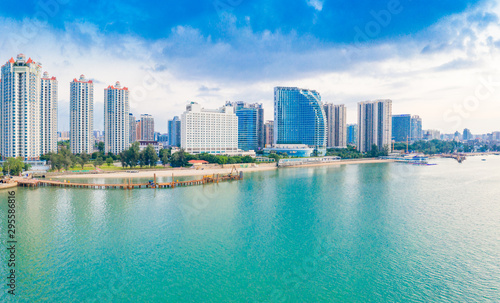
[97,142,105,154]
[2,157,25,176]
[159,148,171,166]
[268,153,280,162]
[241,155,255,163]
[94,157,104,168]
[217,156,229,165]
[79,152,90,169]
[170,149,188,167]
[142,145,159,167]
[106,157,114,166]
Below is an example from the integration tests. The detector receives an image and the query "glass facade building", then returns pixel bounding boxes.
[274,87,327,148]
[392,114,411,142]
[226,101,264,151]
[168,116,181,147]
[347,124,358,146]
[392,114,422,142]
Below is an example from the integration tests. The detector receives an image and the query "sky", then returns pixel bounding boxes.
[1,0,500,134]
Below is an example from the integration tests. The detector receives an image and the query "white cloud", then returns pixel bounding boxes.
[306,0,324,11]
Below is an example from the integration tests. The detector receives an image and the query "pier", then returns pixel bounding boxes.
[16,171,244,190]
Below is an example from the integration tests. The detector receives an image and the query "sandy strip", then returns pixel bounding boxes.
[50,159,395,179]
[52,165,277,179]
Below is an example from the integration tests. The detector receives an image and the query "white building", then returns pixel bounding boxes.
[138,140,163,154]
[104,81,130,155]
[181,102,238,155]
[140,114,154,141]
[70,75,94,154]
[323,103,347,148]
[357,100,392,153]
[41,72,58,155]
[0,54,45,160]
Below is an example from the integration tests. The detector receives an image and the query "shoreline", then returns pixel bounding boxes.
[49,158,395,180]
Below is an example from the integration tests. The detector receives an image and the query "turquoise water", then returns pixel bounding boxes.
[1,156,499,302]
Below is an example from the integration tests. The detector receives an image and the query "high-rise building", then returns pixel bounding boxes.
[274,87,327,148]
[264,120,274,147]
[70,74,94,154]
[104,81,130,154]
[135,120,142,142]
[392,114,411,142]
[129,114,136,143]
[140,114,154,141]
[347,124,358,146]
[0,54,50,160]
[226,101,265,151]
[357,100,392,153]
[392,114,422,142]
[323,103,347,148]
[411,115,423,141]
[168,116,181,147]
[463,128,473,141]
[40,72,58,155]
[181,102,238,155]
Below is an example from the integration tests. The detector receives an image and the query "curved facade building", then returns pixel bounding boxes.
[274,87,327,148]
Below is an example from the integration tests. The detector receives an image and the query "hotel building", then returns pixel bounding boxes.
[70,75,94,154]
[104,82,130,154]
[181,102,238,155]
[357,100,392,153]
[274,87,327,149]
[323,103,347,148]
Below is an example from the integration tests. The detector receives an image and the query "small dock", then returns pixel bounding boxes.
[17,171,244,190]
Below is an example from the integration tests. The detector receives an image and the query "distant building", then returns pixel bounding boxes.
[424,129,441,140]
[347,124,358,146]
[93,130,104,143]
[129,113,136,143]
[323,103,347,148]
[181,102,238,155]
[274,87,327,152]
[104,81,129,154]
[411,115,423,141]
[226,101,265,151]
[140,114,154,141]
[58,131,70,141]
[70,74,94,154]
[157,133,168,144]
[135,120,141,141]
[357,100,392,153]
[392,114,411,142]
[463,128,473,141]
[264,120,274,147]
[137,140,162,155]
[392,114,422,142]
[168,116,181,147]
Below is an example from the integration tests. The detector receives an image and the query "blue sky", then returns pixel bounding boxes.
[1,0,499,133]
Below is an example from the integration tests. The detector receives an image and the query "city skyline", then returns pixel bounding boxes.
[1,1,499,133]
